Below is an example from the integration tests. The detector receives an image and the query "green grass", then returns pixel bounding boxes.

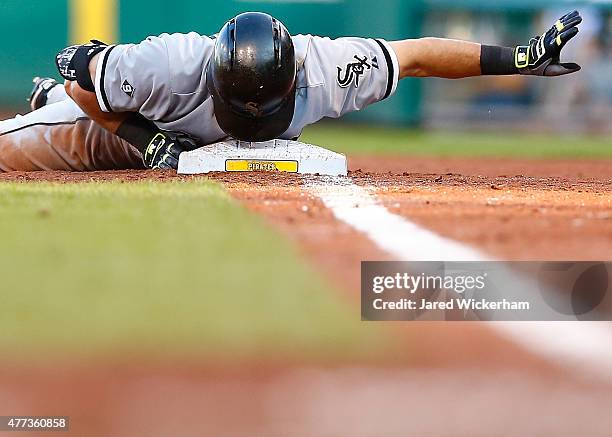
[0,181,382,362]
[302,123,612,159]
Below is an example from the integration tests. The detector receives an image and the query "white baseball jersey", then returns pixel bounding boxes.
[94,32,400,144]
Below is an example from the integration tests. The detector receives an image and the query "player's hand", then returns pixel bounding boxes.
[142,133,189,170]
[516,10,582,76]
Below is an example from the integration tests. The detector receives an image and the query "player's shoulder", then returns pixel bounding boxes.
[293,34,327,49]
[293,34,330,67]
[141,32,214,51]
[292,34,329,89]
[292,34,341,59]
[292,34,311,67]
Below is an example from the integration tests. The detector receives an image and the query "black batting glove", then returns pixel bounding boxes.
[516,10,582,77]
[142,133,188,170]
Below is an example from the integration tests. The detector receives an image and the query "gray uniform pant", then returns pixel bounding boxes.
[0,89,143,172]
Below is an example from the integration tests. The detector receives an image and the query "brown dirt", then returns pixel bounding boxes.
[0,169,184,183]
[376,184,612,260]
[2,364,611,437]
[350,155,612,181]
[1,155,612,435]
[347,157,612,260]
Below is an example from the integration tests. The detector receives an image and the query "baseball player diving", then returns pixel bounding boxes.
[0,10,582,172]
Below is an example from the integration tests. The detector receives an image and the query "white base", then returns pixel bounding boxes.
[177,139,348,177]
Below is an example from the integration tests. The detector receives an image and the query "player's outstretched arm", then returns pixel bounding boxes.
[389,38,481,79]
[390,10,582,79]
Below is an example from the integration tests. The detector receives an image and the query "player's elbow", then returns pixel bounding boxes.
[64,80,73,98]
[389,39,432,79]
[403,63,430,78]
[399,59,430,79]
[65,81,86,105]
[66,80,105,117]
[64,80,90,102]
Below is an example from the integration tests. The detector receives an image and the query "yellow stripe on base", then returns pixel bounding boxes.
[225,160,299,173]
[555,20,564,32]
[70,0,118,44]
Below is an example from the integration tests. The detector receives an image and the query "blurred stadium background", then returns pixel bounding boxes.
[2,0,612,133]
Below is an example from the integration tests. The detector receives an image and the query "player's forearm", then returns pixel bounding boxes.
[65,80,129,134]
[390,38,482,79]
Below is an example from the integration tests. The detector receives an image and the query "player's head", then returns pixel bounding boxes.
[207,12,296,142]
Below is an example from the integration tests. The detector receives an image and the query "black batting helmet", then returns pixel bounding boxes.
[207,12,297,142]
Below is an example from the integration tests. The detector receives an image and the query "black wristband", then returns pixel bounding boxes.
[56,41,107,92]
[480,45,519,75]
[116,113,166,155]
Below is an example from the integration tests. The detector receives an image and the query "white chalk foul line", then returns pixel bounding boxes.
[308,176,487,262]
[306,176,612,381]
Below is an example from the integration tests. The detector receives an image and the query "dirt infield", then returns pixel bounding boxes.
[3,364,612,437]
[1,155,611,435]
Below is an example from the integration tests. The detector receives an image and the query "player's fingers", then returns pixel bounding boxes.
[168,144,185,158]
[559,10,576,19]
[558,11,582,30]
[162,154,179,170]
[554,12,572,30]
[557,27,579,49]
[562,10,580,23]
[562,15,582,30]
[554,11,581,33]
[557,10,579,25]
[545,62,581,77]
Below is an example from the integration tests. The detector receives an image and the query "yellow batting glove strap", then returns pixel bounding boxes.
[515,46,530,69]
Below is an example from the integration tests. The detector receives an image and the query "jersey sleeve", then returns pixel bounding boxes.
[94,36,171,120]
[302,36,400,119]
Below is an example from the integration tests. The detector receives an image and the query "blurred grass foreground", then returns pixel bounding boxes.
[0,180,381,363]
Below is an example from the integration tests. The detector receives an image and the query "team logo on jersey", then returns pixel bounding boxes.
[121,79,135,98]
[337,55,378,88]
